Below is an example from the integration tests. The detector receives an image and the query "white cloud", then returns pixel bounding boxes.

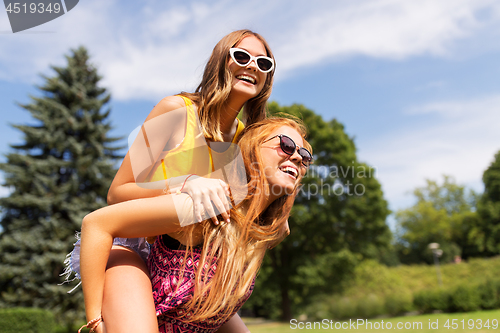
[0,0,499,100]
[272,0,499,72]
[359,94,500,211]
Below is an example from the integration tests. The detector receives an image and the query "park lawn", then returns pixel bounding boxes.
[246,309,500,333]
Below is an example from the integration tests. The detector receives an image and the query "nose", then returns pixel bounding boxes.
[289,147,303,165]
[246,59,258,71]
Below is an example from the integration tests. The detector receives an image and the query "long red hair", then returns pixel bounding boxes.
[176,117,311,322]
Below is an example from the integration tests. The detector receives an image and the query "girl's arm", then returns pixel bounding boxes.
[80,193,196,325]
[107,96,184,204]
[107,95,230,223]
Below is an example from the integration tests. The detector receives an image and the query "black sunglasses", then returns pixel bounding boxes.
[263,134,312,166]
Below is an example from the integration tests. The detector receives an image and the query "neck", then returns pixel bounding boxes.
[218,104,240,141]
[238,190,276,217]
[220,91,249,132]
[261,185,286,211]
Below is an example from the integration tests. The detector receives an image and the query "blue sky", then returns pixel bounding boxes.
[1,0,500,228]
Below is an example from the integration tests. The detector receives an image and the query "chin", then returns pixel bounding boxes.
[237,89,259,100]
[269,182,296,199]
[233,82,261,98]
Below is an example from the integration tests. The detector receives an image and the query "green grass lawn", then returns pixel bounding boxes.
[246,309,500,333]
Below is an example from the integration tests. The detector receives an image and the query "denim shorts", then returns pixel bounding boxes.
[61,235,150,291]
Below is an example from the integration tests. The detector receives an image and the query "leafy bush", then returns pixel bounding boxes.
[412,280,500,314]
[356,294,385,318]
[305,259,500,321]
[384,257,500,293]
[385,291,413,316]
[0,307,55,333]
[345,260,409,298]
[302,295,334,321]
[479,279,500,309]
[305,294,386,320]
[413,288,450,313]
[322,296,358,320]
[450,284,481,312]
[333,297,358,319]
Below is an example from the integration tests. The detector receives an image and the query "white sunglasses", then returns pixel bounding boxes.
[229,48,275,73]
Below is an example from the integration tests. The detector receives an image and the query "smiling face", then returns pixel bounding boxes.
[260,126,308,201]
[228,36,269,101]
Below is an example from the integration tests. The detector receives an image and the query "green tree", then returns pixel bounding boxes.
[395,175,478,264]
[244,103,392,320]
[473,150,500,255]
[0,47,122,326]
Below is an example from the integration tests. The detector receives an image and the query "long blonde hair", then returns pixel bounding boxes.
[180,29,275,142]
[177,118,311,322]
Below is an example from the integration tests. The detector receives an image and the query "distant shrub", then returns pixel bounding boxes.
[305,258,500,321]
[331,297,358,320]
[479,279,500,309]
[450,284,481,312]
[0,307,55,333]
[303,295,333,321]
[385,291,413,316]
[413,288,450,313]
[305,294,388,320]
[356,294,385,318]
[346,260,409,298]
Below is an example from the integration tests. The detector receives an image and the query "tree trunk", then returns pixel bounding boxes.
[279,246,292,321]
[280,283,292,321]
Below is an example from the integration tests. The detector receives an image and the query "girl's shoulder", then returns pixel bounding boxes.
[144,95,188,122]
[161,95,188,107]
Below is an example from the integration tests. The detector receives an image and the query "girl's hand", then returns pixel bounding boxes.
[181,176,231,225]
[78,317,105,333]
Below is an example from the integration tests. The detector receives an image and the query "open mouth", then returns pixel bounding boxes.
[279,166,298,179]
[236,75,256,85]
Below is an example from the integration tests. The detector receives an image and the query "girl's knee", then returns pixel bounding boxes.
[82,211,97,228]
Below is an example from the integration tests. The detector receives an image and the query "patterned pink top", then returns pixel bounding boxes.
[148,235,254,333]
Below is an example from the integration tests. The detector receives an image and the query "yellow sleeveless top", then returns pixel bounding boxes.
[146,96,245,182]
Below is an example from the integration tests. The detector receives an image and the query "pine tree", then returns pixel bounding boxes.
[0,47,123,325]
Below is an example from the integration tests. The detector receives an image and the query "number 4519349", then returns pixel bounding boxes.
[6,2,62,14]
[444,319,498,330]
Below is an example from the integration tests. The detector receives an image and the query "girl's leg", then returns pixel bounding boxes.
[101,246,158,333]
[80,194,191,327]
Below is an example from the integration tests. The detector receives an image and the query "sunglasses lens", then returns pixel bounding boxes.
[280,136,296,155]
[233,50,251,65]
[270,135,312,167]
[257,58,273,72]
[299,148,313,165]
